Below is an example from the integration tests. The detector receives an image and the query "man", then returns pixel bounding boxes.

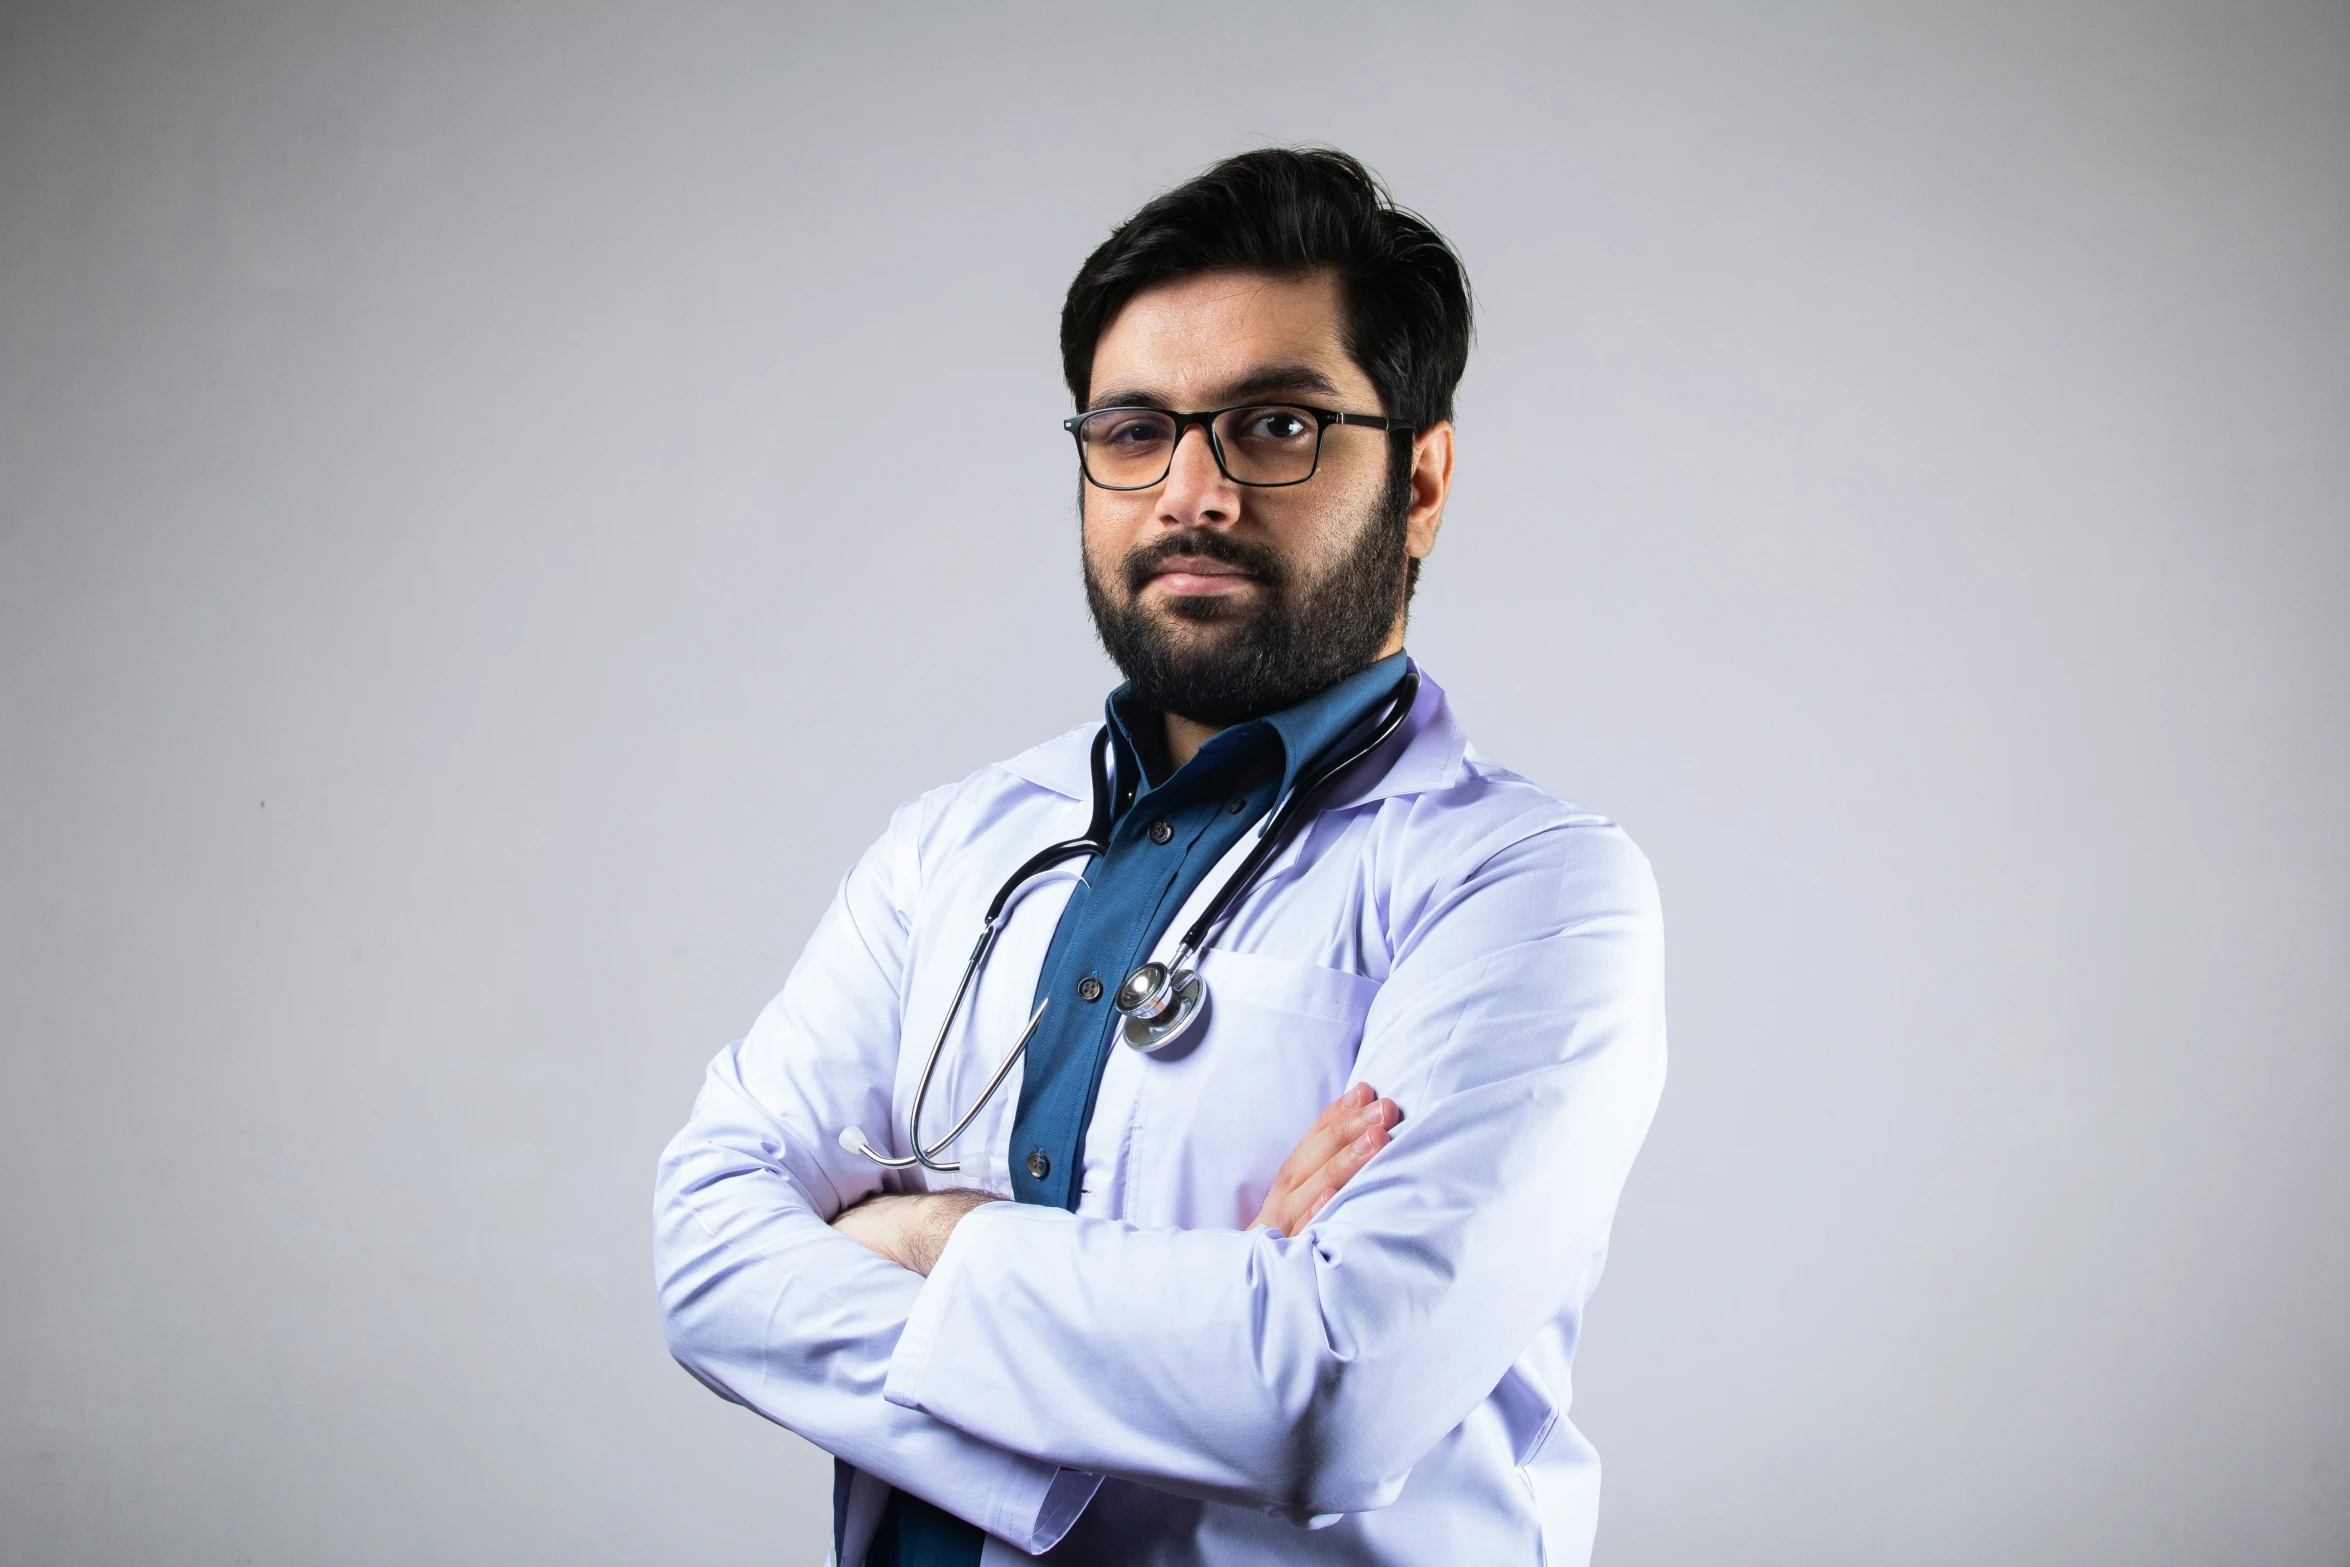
[656,148,1666,1565]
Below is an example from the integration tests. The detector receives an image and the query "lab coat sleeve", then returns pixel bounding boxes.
[654,797,1098,1553]
[879,814,1667,1521]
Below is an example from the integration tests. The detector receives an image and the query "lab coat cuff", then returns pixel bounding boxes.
[1027,1465,1105,1553]
[883,1221,965,1412]
[962,1452,1100,1556]
[886,1202,1100,1552]
[887,1198,1032,1411]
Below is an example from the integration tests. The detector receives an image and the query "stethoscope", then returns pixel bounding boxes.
[839,666,1420,1172]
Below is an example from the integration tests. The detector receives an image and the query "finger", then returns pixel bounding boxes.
[1289,1146,1366,1231]
[1267,1084,1380,1196]
[1280,1104,1397,1228]
[1309,1113,1391,1194]
[1261,1136,1352,1234]
[1300,1083,1375,1148]
[1295,1097,1395,1192]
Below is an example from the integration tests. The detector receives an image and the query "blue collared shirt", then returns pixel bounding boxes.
[1009,652,1411,1210]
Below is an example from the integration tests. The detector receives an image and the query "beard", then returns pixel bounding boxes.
[1083,463,1411,727]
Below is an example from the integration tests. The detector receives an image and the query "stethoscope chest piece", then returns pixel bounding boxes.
[1116,960,1207,1052]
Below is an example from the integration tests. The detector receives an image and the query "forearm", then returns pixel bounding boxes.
[831,1188,1004,1276]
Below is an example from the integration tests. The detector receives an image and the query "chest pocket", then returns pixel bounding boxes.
[1121,947,1381,1230]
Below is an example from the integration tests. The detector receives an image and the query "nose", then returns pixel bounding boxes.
[1156,422,1238,530]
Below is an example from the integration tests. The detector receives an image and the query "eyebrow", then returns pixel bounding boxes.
[1087,361,1348,413]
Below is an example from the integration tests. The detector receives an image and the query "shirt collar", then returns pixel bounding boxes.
[1258,650,1413,803]
[998,657,1466,811]
[1101,650,1414,809]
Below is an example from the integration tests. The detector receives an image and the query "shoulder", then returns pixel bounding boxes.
[1358,672,1655,913]
[1356,708,1659,946]
[881,721,1097,881]
[1448,747,1658,917]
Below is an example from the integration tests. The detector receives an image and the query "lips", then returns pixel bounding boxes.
[1119,530,1287,598]
[1148,557,1257,594]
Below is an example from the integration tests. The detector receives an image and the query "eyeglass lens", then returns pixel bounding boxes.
[1076,406,1321,489]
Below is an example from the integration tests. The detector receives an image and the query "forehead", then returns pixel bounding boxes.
[1086,269,1371,406]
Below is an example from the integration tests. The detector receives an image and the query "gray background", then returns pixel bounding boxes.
[3,2,2345,1563]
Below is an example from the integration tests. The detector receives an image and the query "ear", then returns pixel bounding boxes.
[1404,422,1454,561]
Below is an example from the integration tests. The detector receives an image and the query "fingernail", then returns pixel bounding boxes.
[1355,1131,1376,1154]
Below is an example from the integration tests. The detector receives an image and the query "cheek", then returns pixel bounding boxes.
[1081,497,1147,580]
[1274,470,1383,571]
[1079,509,1115,580]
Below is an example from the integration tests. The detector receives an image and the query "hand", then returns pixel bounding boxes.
[1250,1082,1402,1235]
[832,1188,1000,1276]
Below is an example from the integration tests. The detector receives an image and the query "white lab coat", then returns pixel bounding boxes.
[655,668,1667,1564]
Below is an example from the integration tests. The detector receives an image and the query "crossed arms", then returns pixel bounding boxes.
[831,1080,1405,1275]
[654,792,1665,1537]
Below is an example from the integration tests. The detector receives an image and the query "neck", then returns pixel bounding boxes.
[1162,712,1220,771]
[1158,627,1408,771]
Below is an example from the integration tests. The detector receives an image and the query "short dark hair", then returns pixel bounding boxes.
[1060,147,1474,428]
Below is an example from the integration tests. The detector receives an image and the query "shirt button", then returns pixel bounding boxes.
[1228,796,1248,814]
[1148,819,1174,844]
[1026,1149,1051,1180]
[1077,975,1103,1003]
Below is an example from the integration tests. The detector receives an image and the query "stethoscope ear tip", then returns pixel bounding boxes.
[838,1125,876,1156]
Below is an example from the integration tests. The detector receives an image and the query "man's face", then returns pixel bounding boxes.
[1079,269,1446,726]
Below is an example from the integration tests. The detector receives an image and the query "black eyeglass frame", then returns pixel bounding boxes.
[1061,403,1415,491]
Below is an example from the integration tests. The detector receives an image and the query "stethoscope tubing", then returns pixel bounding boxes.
[843,667,1419,1171]
[1110,668,1420,1039]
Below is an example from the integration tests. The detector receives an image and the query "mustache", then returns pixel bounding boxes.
[1119,530,1289,596]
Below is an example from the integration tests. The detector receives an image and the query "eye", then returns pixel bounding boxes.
[1238,407,1311,441]
[1093,412,1171,448]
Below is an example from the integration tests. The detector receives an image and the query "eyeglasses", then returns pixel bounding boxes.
[1063,403,1413,491]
